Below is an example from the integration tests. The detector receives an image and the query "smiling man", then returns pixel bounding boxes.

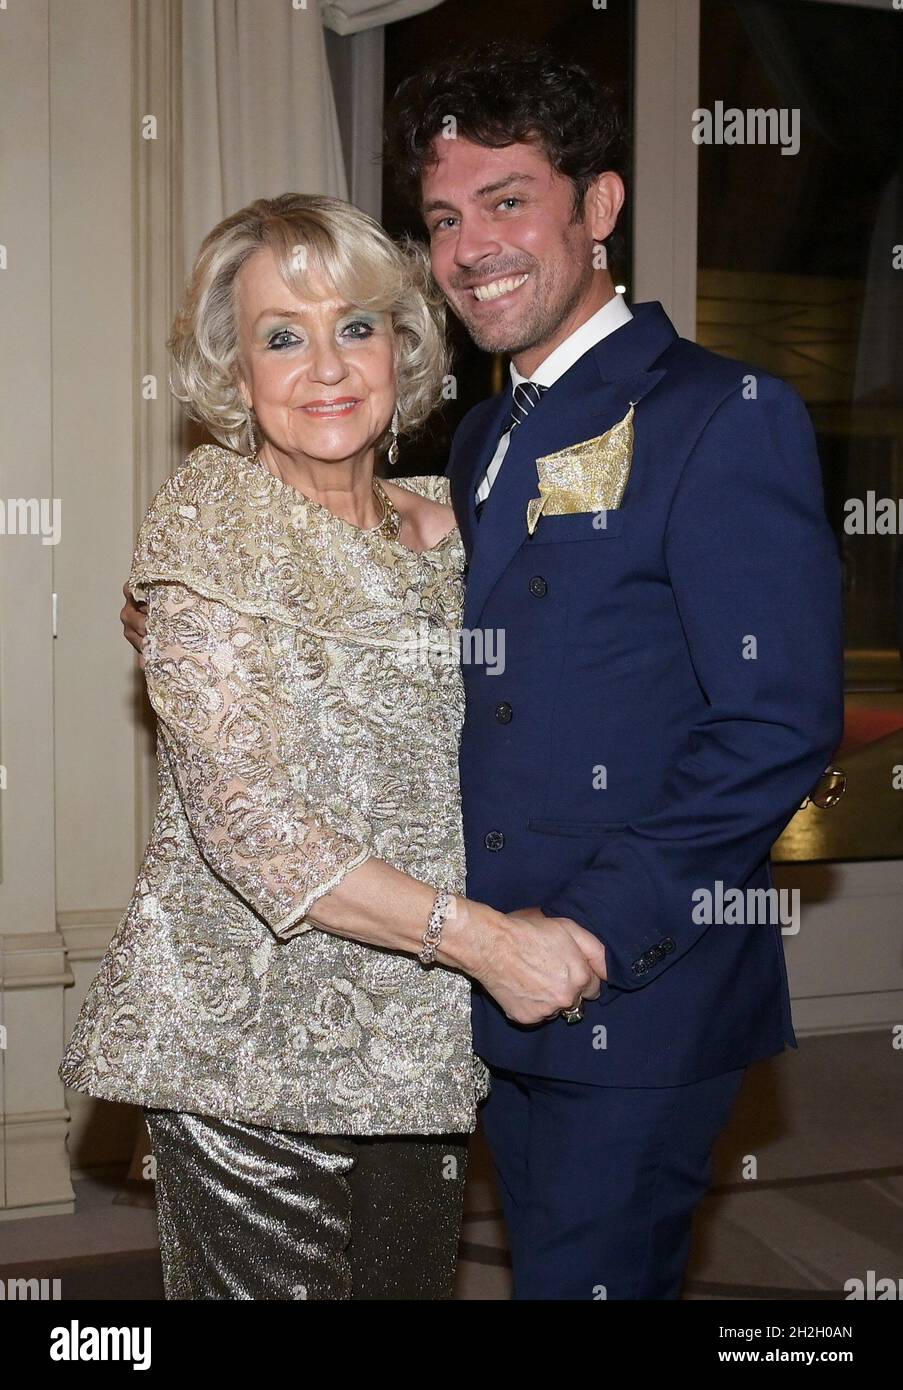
[386,42,844,1300]
[421,146,623,376]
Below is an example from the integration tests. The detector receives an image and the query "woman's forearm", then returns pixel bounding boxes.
[299,857,609,1028]
[304,856,500,980]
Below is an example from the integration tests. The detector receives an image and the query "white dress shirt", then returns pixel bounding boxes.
[474,293,634,506]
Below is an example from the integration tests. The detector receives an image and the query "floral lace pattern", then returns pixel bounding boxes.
[60,446,488,1135]
[145,586,371,936]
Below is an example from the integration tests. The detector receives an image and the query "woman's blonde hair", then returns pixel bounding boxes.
[169,193,449,452]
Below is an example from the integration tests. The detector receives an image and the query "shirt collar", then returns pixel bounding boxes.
[510,293,634,391]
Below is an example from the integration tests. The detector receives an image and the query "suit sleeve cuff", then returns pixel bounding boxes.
[540,895,678,992]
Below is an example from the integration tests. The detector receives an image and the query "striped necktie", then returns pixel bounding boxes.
[474,381,549,519]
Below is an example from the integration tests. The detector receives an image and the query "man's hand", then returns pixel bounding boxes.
[473,908,606,1027]
[121,581,148,668]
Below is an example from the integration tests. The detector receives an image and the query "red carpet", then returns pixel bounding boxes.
[838,707,903,756]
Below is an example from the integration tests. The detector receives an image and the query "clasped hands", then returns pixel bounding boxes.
[121,584,606,1027]
[479,906,607,1027]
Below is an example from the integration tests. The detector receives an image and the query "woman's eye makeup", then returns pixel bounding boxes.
[263,315,381,349]
[338,315,378,339]
[265,327,302,350]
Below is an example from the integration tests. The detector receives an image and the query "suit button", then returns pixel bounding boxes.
[529,575,548,597]
[632,959,648,976]
[660,936,675,954]
[495,702,513,723]
[484,830,505,851]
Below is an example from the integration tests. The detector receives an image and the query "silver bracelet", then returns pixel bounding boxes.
[418,889,451,966]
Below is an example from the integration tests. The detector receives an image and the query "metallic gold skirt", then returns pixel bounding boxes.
[144,1109,467,1300]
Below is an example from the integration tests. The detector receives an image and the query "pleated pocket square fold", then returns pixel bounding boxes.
[526,403,635,535]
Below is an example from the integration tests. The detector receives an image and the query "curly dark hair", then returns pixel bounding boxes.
[385,40,629,229]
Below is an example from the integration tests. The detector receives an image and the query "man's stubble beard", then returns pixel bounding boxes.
[452,254,596,361]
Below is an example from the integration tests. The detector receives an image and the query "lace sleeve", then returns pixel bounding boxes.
[142,581,372,939]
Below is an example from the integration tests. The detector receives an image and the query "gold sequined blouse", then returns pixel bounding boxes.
[59,445,487,1135]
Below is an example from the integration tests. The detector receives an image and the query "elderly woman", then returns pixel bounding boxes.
[60,193,602,1301]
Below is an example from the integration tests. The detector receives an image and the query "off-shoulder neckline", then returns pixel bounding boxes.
[244,452,459,558]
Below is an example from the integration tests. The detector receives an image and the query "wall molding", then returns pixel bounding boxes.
[0,1111,75,1221]
[57,910,125,963]
[0,933,72,990]
[793,995,903,1036]
[776,859,903,1037]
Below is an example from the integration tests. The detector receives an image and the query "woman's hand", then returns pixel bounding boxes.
[121,582,148,667]
[452,901,606,1027]
[309,871,604,1027]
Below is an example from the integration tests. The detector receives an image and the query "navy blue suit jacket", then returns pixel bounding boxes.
[445,301,844,1087]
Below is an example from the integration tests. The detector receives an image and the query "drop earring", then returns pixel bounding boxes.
[245,411,256,455]
[387,409,400,467]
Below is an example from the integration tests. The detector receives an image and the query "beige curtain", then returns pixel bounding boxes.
[181,0,349,269]
[180,0,448,258]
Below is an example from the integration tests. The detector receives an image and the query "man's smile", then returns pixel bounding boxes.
[468,272,531,304]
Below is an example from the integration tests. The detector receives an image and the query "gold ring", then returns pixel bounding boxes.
[561,1000,585,1025]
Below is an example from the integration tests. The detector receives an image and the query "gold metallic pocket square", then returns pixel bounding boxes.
[526,403,635,535]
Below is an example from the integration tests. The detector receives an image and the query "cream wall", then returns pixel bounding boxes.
[51,0,149,1181]
[1,0,141,1217]
[51,3,139,918]
[1,0,71,1219]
